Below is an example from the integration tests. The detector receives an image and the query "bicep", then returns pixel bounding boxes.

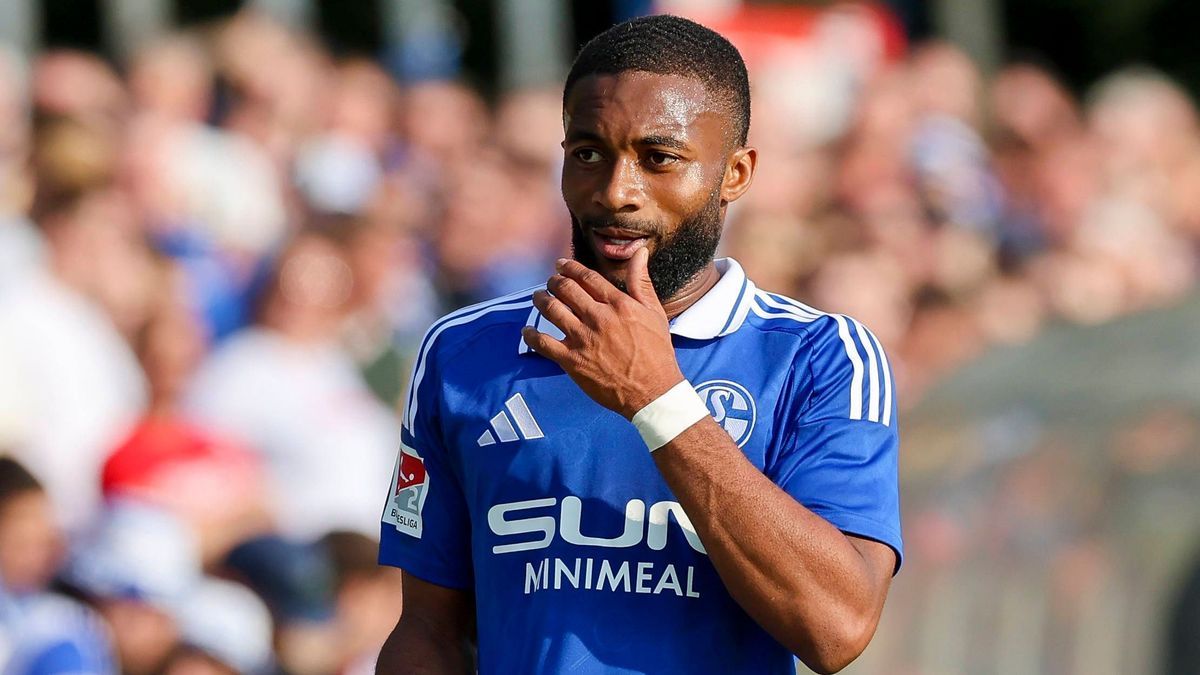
[848,534,897,600]
[400,572,474,636]
[770,418,904,569]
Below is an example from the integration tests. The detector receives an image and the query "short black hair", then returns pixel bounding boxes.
[564,14,751,146]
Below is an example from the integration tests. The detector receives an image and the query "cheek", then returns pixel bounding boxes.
[559,178,578,209]
[652,164,720,214]
[560,164,591,204]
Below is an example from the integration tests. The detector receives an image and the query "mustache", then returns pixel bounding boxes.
[575,215,663,238]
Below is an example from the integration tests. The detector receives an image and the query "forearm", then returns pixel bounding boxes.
[376,614,472,675]
[652,418,887,673]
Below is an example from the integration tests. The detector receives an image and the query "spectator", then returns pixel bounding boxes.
[0,457,115,674]
[166,577,275,675]
[122,33,279,341]
[320,531,404,674]
[101,258,272,564]
[223,536,340,675]
[60,502,199,675]
[30,50,127,127]
[0,117,148,530]
[185,229,397,539]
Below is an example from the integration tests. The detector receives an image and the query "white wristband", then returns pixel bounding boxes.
[630,380,710,451]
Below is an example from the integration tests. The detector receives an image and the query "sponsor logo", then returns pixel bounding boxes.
[488,497,708,599]
[477,393,544,446]
[487,497,706,555]
[695,379,756,447]
[384,443,428,537]
[522,557,701,598]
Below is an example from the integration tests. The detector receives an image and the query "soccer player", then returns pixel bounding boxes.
[377,15,901,675]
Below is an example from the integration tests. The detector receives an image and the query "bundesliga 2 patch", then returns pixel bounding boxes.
[385,442,429,537]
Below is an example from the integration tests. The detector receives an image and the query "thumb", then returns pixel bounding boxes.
[628,246,658,306]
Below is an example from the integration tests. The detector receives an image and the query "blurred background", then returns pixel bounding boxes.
[0,0,1197,673]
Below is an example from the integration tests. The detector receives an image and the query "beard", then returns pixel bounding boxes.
[570,188,723,300]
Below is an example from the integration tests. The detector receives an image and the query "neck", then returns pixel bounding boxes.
[659,260,720,320]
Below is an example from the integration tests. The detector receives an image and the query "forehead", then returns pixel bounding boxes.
[564,71,728,146]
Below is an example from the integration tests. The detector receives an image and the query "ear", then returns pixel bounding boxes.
[720,146,757,206]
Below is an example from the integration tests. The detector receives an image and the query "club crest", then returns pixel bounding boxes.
[695,380,756,447]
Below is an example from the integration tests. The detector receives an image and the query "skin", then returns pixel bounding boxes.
[378,71,895,675]
[564,72,742,314]
[0,490,63,593]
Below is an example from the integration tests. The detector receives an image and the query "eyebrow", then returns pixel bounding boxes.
[564,130,605,145]
[637,135,690,151]
[563,130,691,152]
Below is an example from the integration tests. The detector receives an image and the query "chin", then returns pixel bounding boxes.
[609,272,631,291]
[591,264,628,291]
[570,226,646,294]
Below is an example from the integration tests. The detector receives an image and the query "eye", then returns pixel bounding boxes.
[573,148,604,164]
[647,151,679,167]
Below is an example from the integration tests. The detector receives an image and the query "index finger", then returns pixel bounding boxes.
[555,258,622,304]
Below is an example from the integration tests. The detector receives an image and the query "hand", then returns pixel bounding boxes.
[522,248,685,419]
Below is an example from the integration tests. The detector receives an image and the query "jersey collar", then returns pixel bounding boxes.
[517,257,756,355]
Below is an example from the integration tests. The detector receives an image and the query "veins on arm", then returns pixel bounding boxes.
[651,419,895,673]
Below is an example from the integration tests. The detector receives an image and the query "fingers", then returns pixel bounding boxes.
[521,326,570,363]
[625,246,659,307]
[546,274,599,315]
[532,289,585,336]
[556,258,621,304]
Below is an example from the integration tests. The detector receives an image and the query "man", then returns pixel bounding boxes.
[185,228,398,541]
[0,456,115,674]
[377,15,901,675]
[0,116,148,532]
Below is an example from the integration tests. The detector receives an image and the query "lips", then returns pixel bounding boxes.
[591,227,650,261]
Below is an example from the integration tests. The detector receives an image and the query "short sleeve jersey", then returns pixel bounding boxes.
[379,258,902,675]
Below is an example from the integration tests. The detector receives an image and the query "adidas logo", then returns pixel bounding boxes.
[477,393,544,446]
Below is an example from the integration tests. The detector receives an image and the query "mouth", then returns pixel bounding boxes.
[591,227,651,261]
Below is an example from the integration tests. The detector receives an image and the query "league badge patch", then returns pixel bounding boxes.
[385,443,429,537]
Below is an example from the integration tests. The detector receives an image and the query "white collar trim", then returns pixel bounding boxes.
[517,257,755,355]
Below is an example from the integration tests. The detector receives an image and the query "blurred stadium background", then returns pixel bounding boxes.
[0,0,1198,673]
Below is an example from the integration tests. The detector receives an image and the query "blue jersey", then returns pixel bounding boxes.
[380,258,902,674]
[1,590,115,675]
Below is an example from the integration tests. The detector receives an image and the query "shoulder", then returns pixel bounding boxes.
[744,285,897,401]
[741,288,870,350]
[12,593,110,648]
[402,287,540,424]
[416,286,541,362]
[743,288,893,420]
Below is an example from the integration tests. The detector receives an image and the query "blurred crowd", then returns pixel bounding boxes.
[736,38,1200,402]
[1,5,1199,674]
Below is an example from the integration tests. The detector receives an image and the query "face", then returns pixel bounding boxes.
[561,71,756,299]
[0,490,63,593]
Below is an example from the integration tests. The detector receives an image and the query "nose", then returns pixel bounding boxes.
[593,156,644,213]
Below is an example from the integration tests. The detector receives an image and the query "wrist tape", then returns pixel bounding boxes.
[630,380,710,451]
